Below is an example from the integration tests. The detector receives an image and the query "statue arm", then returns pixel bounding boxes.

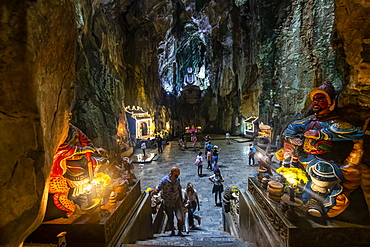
[283,121,306,144]
[318,120,363,141]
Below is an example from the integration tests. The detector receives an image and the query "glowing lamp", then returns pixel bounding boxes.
[85,184,93,193]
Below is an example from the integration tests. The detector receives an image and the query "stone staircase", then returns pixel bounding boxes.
[122,229,250,247]
[128,138,259,247]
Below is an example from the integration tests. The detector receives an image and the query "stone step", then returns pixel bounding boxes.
[131,230,249,247]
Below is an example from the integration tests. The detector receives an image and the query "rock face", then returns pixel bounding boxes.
[0,1,76,246]
[2,0,370,246]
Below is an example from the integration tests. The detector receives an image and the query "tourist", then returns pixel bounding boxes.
[181,188,190,234]
[226,131,231,144]
[206,149,212,170]
[141,140,147,157]
[209,169,224,206]
[248,143,256,166]
[191,134,197,150]
[178,137,185,150]
[204,134,211,143]
[212,145,220,171]
[184,183,201,230]
[205,141,213,152]
[194,151,203,176]
[156,135,163,153]
[152,167,184,236]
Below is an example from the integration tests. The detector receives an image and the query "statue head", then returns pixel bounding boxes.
[187,67,193,74]
[309,81,336,115]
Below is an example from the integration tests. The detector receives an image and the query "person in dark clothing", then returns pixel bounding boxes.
[152,167,184,236]
[156,136,163,153]
[248,143,256,166]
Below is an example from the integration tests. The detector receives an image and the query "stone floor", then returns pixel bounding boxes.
[127,135,260,247]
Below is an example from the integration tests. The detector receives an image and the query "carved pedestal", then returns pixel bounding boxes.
[239,177,370,247]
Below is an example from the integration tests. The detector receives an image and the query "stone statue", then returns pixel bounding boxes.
[48,123,107,218]
[184,67,197,86]
[282,81,364,218]
[114,157,137,186]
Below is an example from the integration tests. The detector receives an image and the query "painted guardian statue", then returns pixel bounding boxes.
[48,124,107,218]
[282,81,365,218]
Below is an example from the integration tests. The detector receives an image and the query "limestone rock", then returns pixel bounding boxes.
[0,1,76,246]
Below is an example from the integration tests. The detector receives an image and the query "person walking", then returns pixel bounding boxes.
[141,140,147,157]
[212,146,220,171]
[226,131,231,144]
[209,169,224,206]
[184,183,201,231]
[156,135,163,153]
[248,143,257,166]
[194,152,203,176]
[152,166,184,236]
[181,188,190,234]
[205,141,213,152]
[191,134,197,150]
[205,134,211,142]
[206,149,212,170]
[178,137,185,150]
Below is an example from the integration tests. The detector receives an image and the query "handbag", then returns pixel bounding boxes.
[194,158,201,166]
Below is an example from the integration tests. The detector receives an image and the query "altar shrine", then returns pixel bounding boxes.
[125,106,154,139]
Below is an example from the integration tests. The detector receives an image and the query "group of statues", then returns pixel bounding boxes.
[48,123,136,220]
[279,81,370,218]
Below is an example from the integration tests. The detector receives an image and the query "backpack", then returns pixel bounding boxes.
[194,157,201,166]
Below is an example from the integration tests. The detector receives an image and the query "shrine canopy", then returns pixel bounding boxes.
[125,106,153,139]
[244,116,258,138]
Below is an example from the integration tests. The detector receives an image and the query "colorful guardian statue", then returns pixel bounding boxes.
[282,81,364,218]
[48,124,107,218]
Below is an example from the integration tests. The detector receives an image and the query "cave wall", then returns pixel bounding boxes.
[71,0,173,162]
[333,0,370,165]
[0,1,76,246]
[251,0,341,137]
[334,0,370,124]
[71,0,126,162]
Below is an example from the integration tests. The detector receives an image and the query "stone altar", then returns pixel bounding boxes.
[26,181,152,246]
[239,177,370,247]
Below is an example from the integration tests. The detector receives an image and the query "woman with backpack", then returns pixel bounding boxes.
[194,151,203,176]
